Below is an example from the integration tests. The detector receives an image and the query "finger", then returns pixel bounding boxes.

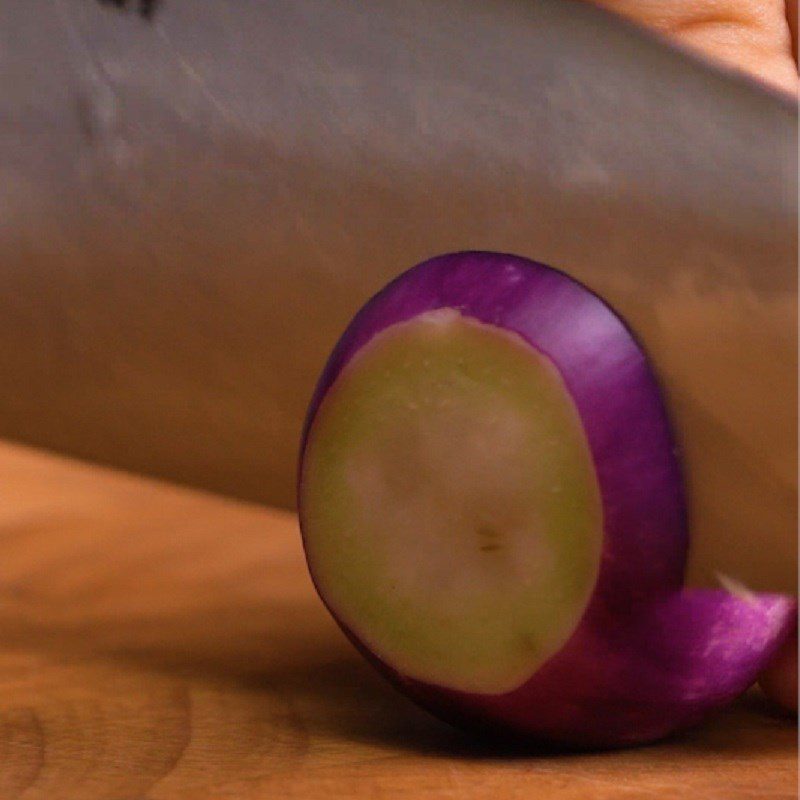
[583,0,799,95]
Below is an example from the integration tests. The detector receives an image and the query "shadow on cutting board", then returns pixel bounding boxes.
[0,593,793,761]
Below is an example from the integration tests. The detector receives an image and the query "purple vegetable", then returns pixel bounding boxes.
[298,251,795,748]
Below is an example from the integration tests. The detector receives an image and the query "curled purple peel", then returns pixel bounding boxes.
[299,251,796,747]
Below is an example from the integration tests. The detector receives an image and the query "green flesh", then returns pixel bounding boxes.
[301,310,602,694]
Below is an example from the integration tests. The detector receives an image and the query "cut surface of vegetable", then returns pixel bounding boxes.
[298,251,797,748]
[302,309,602,693]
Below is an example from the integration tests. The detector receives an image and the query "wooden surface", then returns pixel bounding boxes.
[0,441,796,799]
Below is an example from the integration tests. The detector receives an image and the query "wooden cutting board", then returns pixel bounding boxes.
[0,441,795,799]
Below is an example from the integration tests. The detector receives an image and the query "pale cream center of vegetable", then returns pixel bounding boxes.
[301,309,602,693]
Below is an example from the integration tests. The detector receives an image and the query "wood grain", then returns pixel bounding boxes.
[0,441,795,800]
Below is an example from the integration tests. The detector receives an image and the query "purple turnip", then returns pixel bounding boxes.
[298,251,795,748]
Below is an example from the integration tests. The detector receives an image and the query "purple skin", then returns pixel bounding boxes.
[299,251,797,748]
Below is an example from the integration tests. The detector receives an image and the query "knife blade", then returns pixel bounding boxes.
[0,0,796,590]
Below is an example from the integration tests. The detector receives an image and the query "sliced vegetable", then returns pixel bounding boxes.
[298,251,796,747]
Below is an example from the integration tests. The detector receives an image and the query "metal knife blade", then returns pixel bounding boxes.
[0,0,796,590]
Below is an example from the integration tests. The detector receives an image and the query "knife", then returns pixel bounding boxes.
[0,0,796,591]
